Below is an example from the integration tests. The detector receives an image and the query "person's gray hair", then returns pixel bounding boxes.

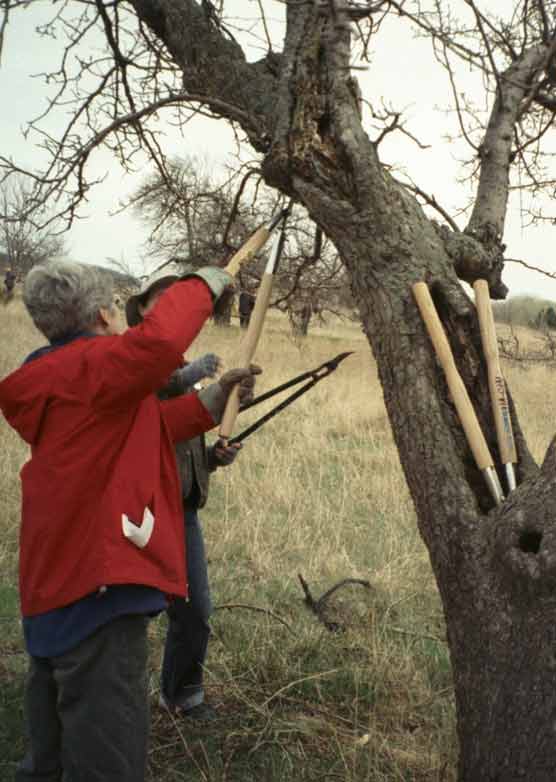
[23,260,115,342]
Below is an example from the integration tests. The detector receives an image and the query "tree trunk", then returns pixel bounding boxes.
[290,303,312,336]
[310,202,556,782]
[212,293,233,327]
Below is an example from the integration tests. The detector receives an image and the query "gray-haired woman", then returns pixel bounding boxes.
[0,259,259,782]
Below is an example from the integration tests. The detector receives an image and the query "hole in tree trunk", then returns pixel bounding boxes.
[518,530,542,554]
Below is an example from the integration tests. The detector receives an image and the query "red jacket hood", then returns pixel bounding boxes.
[0,356,55,445]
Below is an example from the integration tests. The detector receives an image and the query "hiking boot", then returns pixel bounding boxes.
[158,694,217,722]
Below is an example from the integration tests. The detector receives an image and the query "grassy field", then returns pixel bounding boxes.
[1,294,554,782]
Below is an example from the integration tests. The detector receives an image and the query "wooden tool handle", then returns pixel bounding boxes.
[412,282,494,471]
[225,226,270,277]
[473,280,517,465]
[219,273,274,439]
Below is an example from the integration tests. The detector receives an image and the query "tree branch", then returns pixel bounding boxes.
[506,256,556,281]
[463,0,505,105]
[0,90,263,227]
[404,181,461,233]
[0,0,10,66]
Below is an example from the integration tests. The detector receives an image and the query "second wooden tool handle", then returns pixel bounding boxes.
[224,226,270,277]
[412,281,494,471]
[473,279,517,465]
[218,273,274,439]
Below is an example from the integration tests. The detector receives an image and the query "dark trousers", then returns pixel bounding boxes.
[15,614,149,782]
[161,509,212,710]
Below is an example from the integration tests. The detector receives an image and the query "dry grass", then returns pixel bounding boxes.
[1,294,555,781]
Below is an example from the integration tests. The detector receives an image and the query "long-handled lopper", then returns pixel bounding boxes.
[224,208,289,277]
[219,204,292,443]
[229,352,353,444]
[473,280,517,493]
[413,281,504,505]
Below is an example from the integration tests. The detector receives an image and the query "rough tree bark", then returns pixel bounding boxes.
[124,3,556,779]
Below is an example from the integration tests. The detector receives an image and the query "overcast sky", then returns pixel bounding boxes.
[1,1,555,298]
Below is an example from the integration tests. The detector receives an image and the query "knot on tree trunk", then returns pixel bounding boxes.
[494,490,556,596]
[435,223,508,299]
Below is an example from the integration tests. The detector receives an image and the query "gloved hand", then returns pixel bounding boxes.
[179,353,222,386]
[182,266,235,302]
[198,364,261,421]
[218,364,262,406]
[209,440,242,469]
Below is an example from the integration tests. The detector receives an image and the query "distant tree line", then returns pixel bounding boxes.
[492,295,556,331]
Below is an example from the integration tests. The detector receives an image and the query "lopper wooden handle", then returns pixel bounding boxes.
[218,273,274,440]
[473,280,517,465]
[225,226,271,277]
[412,282,494,471]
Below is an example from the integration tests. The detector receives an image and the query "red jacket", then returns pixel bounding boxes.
[0,278,216,616]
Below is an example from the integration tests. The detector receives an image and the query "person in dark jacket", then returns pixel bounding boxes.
[238,289,255,328]
[158,356,238,721]
[4,267,16,300]
[0,260,260,782]
[127,266,246,721]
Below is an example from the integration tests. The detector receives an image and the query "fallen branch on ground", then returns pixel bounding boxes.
[297,573,373,632]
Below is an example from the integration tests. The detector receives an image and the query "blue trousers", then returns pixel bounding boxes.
[160,509,212,710]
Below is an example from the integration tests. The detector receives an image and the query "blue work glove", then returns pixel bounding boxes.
[179,353,222,386]
[182,266,235,301]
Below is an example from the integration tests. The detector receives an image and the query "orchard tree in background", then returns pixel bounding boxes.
[128,156,249,266]
[0,175,66,275]
[3,1,556,779]
[130,155,352,333]
[129,155,253,323]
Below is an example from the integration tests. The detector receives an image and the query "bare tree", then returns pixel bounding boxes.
[131,156,353,333]
[130,156,263,323]
[0,175,66,275]
[271,220,351,336]
[129,156,248,264]
[4,1,556,779]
